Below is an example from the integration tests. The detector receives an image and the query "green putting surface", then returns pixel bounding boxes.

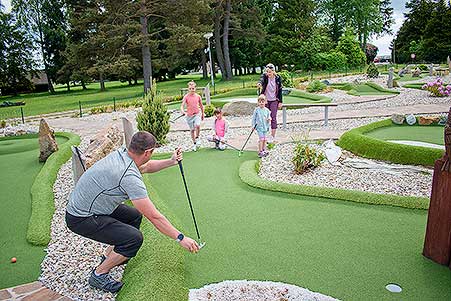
[0,135,68,289]
[145,149,451,300]
[366,125,445,146]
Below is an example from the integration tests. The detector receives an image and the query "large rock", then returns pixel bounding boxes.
[391,114,405,125]
[419,116,439,125]
[38,118,58,162]
[412,68,422,77]
[406,114,417,125]
[85,124,123,168]
[222,101,256,116]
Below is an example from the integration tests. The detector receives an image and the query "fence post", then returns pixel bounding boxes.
[79,100,82,118]
[20,107,25,124]
[113,97,116,111]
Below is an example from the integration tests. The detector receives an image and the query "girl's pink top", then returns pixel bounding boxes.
[184,93,202,116]
[215,119,226,137]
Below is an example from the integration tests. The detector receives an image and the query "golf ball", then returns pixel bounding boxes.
[11,257,17,263]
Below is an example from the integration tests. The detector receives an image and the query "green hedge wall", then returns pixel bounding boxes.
[337,119,444,166]
[27,132,80,245]
[239,160,429,210]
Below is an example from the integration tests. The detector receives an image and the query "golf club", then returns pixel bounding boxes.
[238,124,257,157]
[177,159,206,250]
[170,113,185,123]
[212,138,240,152]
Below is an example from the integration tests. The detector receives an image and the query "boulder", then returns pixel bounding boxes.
[406,114,417,125]
[419,116,439,125]
[38,118,58,162]
[412,68,422,77]
[85,124,123,168]
[222,101,256,116]
[391,114,405,125]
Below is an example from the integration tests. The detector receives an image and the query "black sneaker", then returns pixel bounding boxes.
[88,270,123,293]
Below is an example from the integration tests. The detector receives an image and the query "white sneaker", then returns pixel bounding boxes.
[267,136,274,144]
[195,138,201,147]
[192,144,197,152]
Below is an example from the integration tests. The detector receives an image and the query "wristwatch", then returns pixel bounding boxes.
[176,233,184,242]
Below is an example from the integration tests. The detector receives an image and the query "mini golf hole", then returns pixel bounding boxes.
[385,283,402,293]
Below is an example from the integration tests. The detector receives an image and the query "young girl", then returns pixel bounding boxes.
[181,81,204,151]
[207,108,229,150]
[252,94,271,157]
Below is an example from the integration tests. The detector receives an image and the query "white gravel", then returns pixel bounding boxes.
[189,280,339,301]
[259,143,433,198]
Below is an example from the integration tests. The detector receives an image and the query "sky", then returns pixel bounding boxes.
[1,0,407,56]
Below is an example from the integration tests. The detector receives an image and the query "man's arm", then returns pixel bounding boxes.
[139,148,182,173]
[132,197,199,252]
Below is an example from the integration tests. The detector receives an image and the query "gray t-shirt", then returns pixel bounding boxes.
[67,147,148,217]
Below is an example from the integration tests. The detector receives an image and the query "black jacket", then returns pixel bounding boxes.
[258,73,283,103]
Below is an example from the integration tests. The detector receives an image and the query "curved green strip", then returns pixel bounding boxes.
[239,160,429,210]
[337,119,444,166]
[27,132,80,246]
[118,180,187,301]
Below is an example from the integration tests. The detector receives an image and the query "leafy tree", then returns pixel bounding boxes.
[0,11,35,95]
[12,0,67,93]
[336,28,366,68]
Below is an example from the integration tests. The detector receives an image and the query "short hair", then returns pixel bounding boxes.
[129,131,156,154]
[188,80,196,87]
[214,107,222,115]
[258,94,267,102]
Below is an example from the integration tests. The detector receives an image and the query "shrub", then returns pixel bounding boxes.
[313,51,347,71]
[336,28,366,68]
[366,63,379,78]
[278,70,294,88]
[418,64,428,71]
[422,77,451,97]
[137,80,170,145]
[306,80,327,93]
[0,120,6,128]
[204,104,215,118]
[292,141,325,174]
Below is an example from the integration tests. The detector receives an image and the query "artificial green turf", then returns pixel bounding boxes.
[0,135,68,289]
[133,149,451,301]
[332,82,399,96]
[366,125,445,146]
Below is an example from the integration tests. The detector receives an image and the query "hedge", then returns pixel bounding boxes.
[27,132,80,245]
[239,160,429,210]
[336,119,444,166]
[118,177,187,300]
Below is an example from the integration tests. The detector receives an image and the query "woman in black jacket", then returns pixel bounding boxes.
[257,63,283,143]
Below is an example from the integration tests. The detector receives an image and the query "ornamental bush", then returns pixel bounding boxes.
[137,80,170,145]
[292,141,325,174]
[306,80,327,93]
[204,104,215,117]
[278,70,294,88]
[366,63,379,78]
[422,77,451,97]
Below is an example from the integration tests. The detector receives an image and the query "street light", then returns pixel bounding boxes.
[203,32,214,87]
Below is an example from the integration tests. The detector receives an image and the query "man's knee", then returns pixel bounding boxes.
[115,230,144,258]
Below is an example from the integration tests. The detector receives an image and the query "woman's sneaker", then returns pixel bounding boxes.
[258,151,265,158]
[192,144,197,152]
[88,270,123,293]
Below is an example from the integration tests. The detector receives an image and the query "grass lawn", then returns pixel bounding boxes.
[0,134,68,289]
[365,125,445,146]
[138,149,451,301]
[395,74,426,82]
[0,74,260,119]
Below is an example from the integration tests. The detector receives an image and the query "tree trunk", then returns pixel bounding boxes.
[128,79,132,85]
[99,72,105,91]
[252,66,256,74]
[201,49,208,79]
[81,80,87,90]
[222,0,233,80]
[214,2,226,79]
[66,81,70,92]
[141,13,152,94]
[134,78,138,85]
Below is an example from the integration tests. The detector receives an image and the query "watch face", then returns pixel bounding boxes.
[177,233,184,241]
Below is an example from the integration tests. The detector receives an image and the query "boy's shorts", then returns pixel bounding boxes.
[257,130,268,141]
[186,114,201,130]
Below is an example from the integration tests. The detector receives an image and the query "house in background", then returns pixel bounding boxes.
[31,71,49,92]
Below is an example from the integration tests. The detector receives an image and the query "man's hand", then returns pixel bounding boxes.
[171,147,182,164]
[179,236,200,253]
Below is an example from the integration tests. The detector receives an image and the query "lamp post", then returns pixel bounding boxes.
[203,32,214,87]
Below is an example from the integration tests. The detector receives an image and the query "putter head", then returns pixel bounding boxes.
[198,241,206,250]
